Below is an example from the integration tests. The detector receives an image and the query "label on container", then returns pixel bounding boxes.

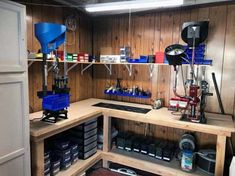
[141,150,147,154]
[181,151,193,171]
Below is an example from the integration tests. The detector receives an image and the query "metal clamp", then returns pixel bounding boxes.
[124,64,132,76]
[81,63,93,75]
[149,64,154,78]
[104,64,112,75]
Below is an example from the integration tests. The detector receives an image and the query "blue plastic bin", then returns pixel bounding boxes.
[104,90,151,99]
[128,55,148,63]
[42,94,70,111]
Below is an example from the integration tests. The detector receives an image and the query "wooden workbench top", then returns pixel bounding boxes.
[30,98,235,140]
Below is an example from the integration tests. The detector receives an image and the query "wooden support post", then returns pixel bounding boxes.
[103,114,111,168]
[31,140,44,176]
[215,135,226,176]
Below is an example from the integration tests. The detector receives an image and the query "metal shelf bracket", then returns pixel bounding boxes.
[48,63,54,72]
[28,60,35,68]
[81,63,93,75]
[65,62,79,74]
[104,64,112,75]
[124,64,133,77]
[149,64,154,78]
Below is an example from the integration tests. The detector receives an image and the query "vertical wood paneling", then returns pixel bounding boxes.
[151,13,161,102]
[206,5,227,113]
[221,4,235,116]
[26,2,34,112]
[158,11,173,106]
[31,0,43,111]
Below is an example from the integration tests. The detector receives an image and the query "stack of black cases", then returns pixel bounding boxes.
[69,118,97,159]
[116,132,176,162]
[44,150,51,176]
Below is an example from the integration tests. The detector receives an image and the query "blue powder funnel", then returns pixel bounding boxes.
[35,22,66,54]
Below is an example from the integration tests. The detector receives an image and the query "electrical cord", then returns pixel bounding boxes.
[181,56,197,84]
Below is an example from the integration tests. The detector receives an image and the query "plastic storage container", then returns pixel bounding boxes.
[42,94,70,111]
[128,55,148,63]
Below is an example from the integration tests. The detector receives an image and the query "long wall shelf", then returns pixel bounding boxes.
[27,58,167,65]
[28,58,210,77]
[27,58,166,76]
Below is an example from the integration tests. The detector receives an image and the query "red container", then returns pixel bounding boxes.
[77,53,84,62]
[57,51,64,61]
[155,52,165,63]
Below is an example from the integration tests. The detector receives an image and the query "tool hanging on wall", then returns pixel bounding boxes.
[165,21,213,123]
[65,15,77,46]
[35,22,70,123]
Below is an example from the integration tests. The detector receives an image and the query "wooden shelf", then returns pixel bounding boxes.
[27,58,167,65]
[28,58,78,64]
[103,148,207,176]
[28,58,212,66]
[57,150,102,176]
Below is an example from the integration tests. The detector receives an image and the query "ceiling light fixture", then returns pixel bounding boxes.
[85,0,184,13]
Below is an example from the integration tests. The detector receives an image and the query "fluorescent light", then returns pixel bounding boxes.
[85,0,183,13]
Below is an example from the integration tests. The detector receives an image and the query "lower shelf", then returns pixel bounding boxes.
[57,150,102,176]
[103,148,207,176]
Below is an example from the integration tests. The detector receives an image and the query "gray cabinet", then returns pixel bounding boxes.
[0,1,30,175]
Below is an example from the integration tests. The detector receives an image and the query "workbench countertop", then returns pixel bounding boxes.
[30,98,235,140]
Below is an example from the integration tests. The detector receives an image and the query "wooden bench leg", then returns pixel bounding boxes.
[31,140,44,176]
[103,115,111,168]
[215,135,226,176]
[102,160,110,168]
[103,115,111,152]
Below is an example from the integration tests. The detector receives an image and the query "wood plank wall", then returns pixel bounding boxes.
[18,0,93,112]
[92,3,235,146]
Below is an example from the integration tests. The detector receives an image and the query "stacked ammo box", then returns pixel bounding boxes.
[43,118,97,175]
[69,118,98,159]
[44,139,79,176]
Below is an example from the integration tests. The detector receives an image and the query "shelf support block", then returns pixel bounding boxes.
[81,63,93,75]
[149,64,154,78]
[124,64,132,77]
[104,64,112,75]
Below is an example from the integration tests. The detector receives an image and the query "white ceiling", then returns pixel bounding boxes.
[53,0,234,16]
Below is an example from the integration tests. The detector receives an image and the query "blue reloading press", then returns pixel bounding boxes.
[35,22,70,123]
